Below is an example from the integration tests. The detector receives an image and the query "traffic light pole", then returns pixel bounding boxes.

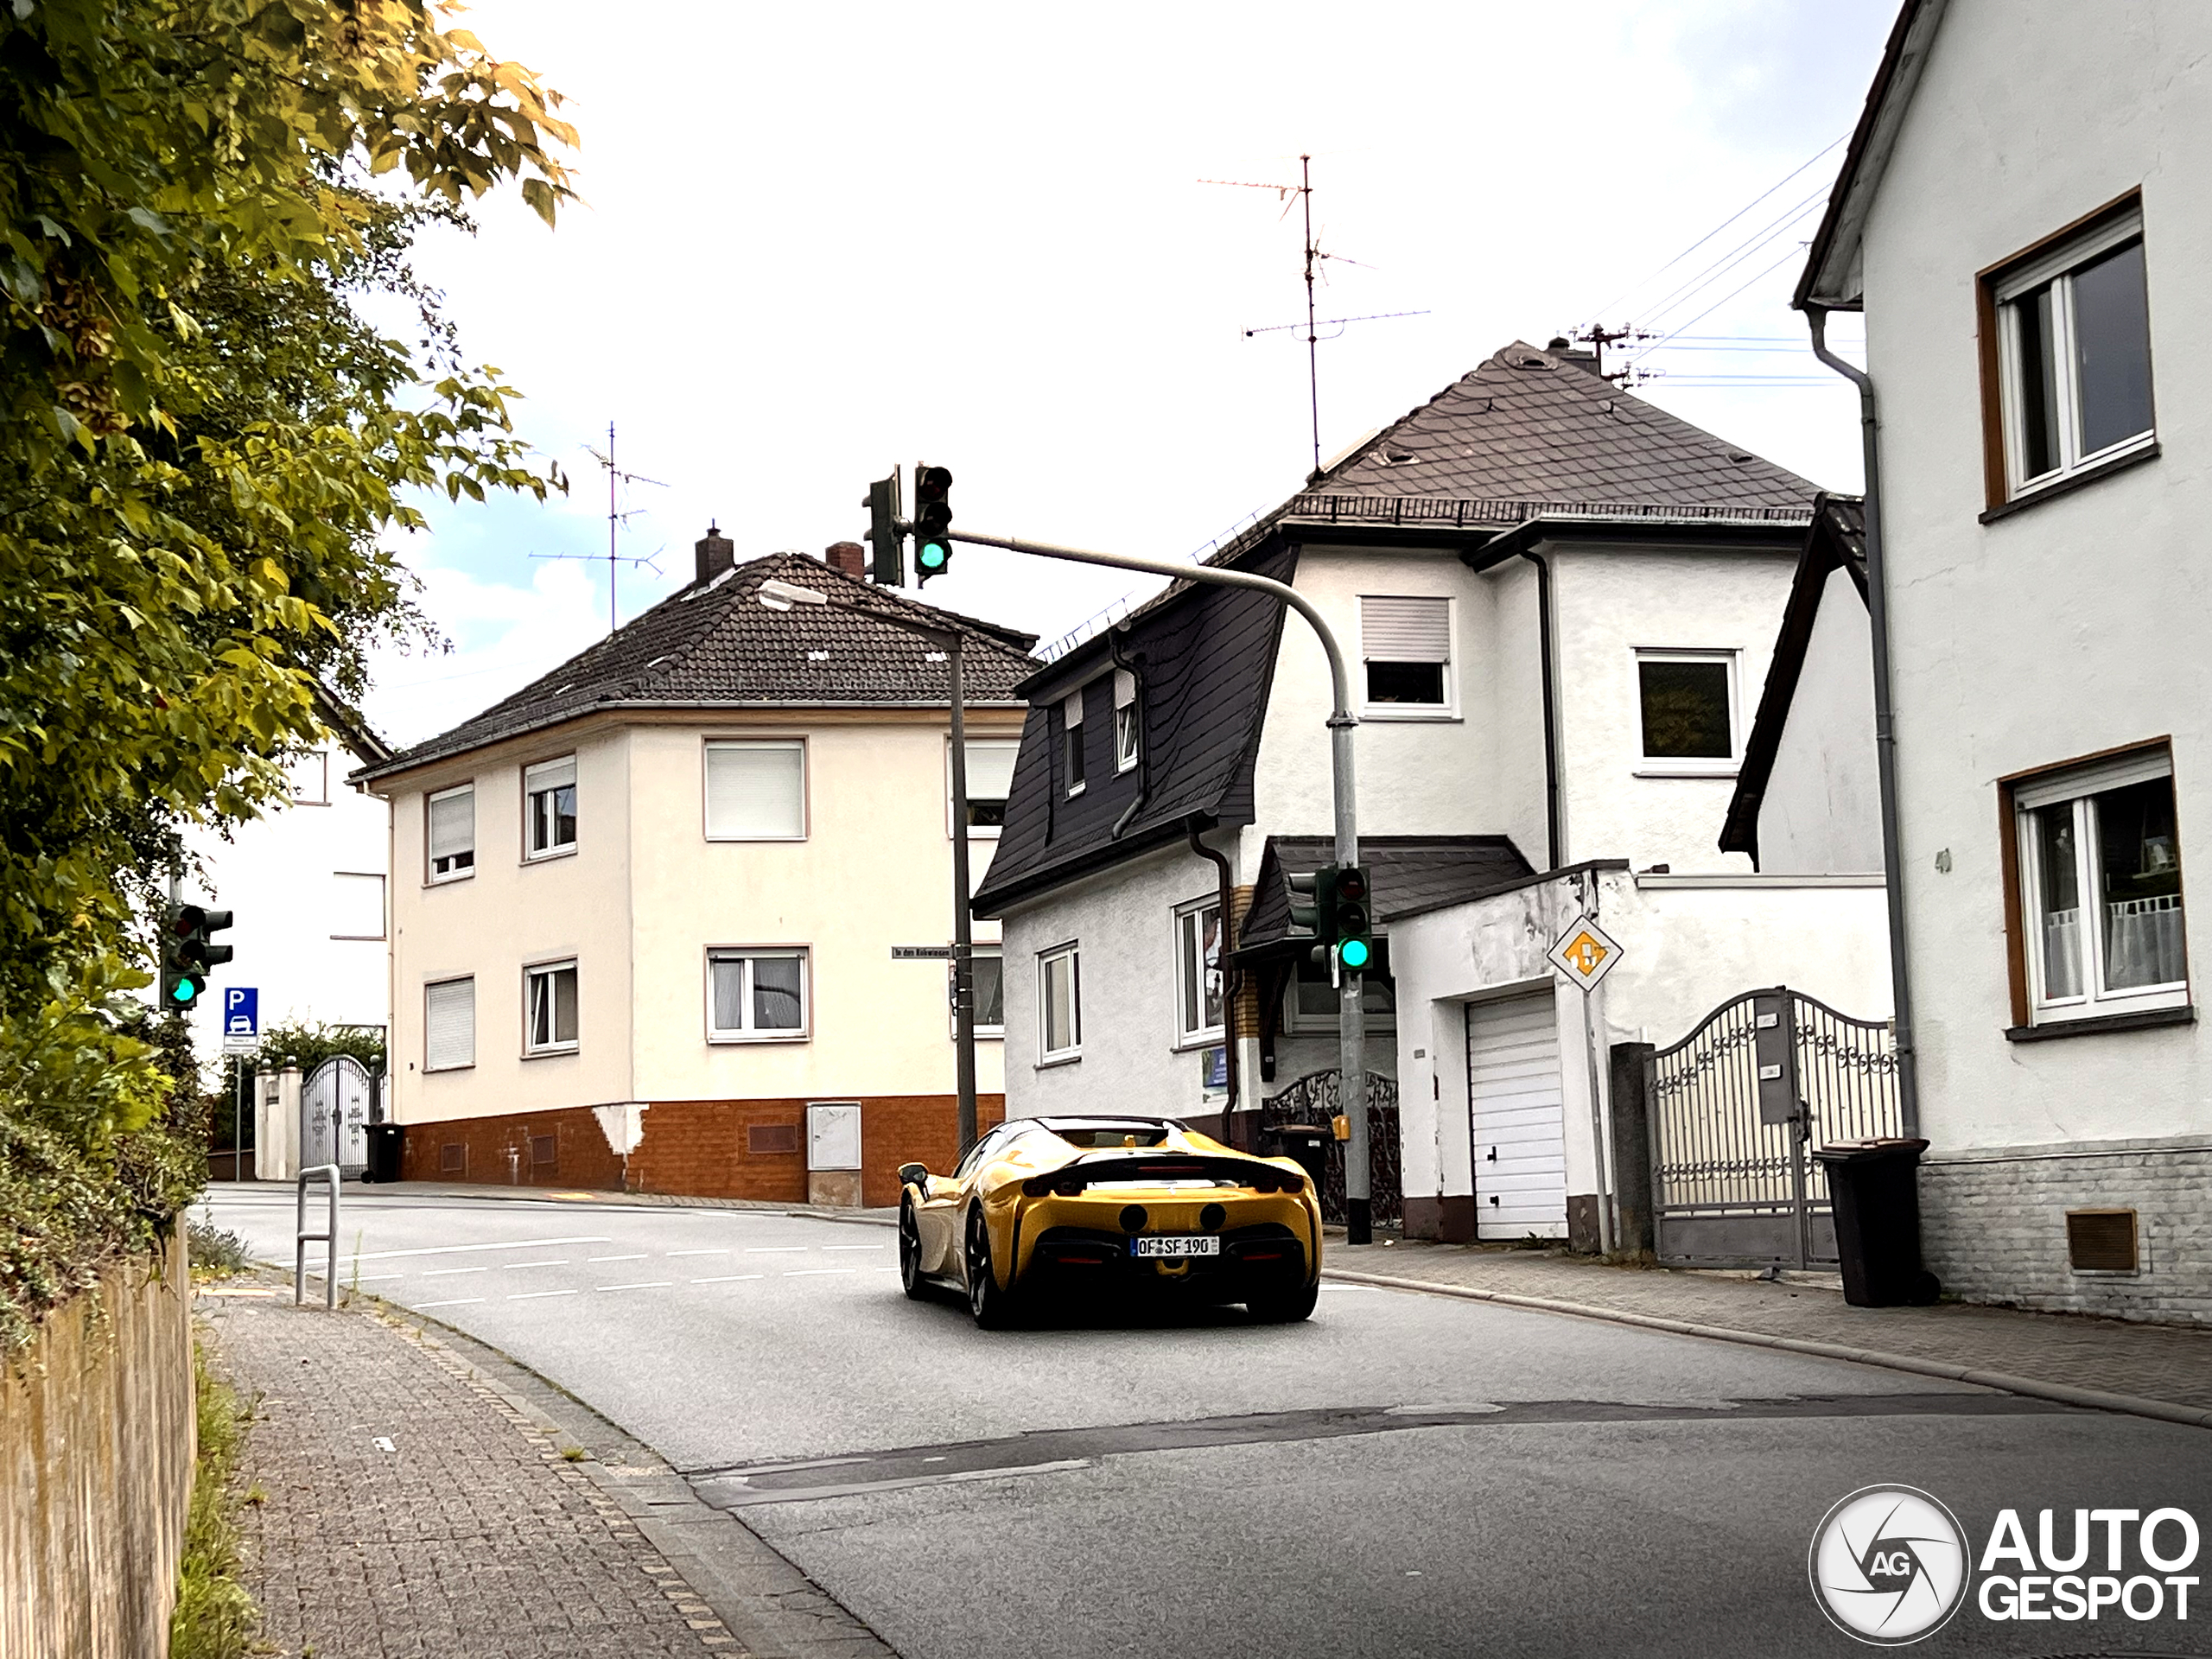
[949,529,1372,1243]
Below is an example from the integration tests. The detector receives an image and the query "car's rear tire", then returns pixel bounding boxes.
[966,1208,1018,1330]
[899,1199,929,1300]
[1248,1280,1319,1323]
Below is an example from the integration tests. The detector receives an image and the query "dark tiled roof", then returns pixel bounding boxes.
[1238,836,1534,950]
[1311,340,1818,512]
[362,552,1039,781]
[970,547,1296,917]
[1720,495,1870,863]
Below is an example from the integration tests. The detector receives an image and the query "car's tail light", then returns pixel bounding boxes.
[1022,1175,1054,1197]
[1023,1173,1090,1197]
[1277,1173,1304,1195]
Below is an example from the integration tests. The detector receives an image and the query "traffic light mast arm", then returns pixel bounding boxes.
[949,528,1357,868]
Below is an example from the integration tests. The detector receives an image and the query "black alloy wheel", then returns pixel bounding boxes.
[1247,1279,1320,1324]
[899,1200,928,1300]
[966,1208,1015,1330]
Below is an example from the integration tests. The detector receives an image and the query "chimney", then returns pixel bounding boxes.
[695,522,734,587]
[1548,334,1601,374]
[824,541,867,581]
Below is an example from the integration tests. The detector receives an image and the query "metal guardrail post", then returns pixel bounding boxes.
[296,1163,340,1308]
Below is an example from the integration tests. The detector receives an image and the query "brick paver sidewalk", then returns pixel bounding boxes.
[1326,1239,2212,1421]
[199,1287,745,1658]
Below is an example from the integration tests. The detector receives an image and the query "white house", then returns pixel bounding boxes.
[973,343,1893,1248]
[1788,0,2211,1321]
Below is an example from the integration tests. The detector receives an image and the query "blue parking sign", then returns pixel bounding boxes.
[224,987,258,1036]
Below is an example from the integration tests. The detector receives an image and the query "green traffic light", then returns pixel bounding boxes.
[918,542,949,569]
[1339,938,1372,970]
[170,980,196,1005]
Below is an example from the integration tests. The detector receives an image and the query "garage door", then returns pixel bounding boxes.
[1466,991,1567,1240]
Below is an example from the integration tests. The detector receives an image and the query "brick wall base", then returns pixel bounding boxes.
[1919,1135,2212,1326]
[398,1095,1005,1207]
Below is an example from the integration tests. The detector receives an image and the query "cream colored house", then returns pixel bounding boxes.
[355,533,1035,1204]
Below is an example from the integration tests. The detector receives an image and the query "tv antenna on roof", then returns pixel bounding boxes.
[1204,155,1422,484]
[532,423,668,633]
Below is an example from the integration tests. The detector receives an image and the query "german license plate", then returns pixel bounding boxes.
[1131,1235,1220,1259]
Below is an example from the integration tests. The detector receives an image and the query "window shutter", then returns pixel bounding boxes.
[524,756,576,793]
[1361,597,1451,664]
[428,788,474,861]
[1062,689,1084,728]
[425,978,474,1071]
[1113,669,1135,709]
[706,742,804,837]
[965,741,1020,804]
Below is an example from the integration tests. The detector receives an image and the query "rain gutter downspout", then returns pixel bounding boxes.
[1805,304,1920,1138]
[1185,817,1242,1141]
[1519,549,1563,870]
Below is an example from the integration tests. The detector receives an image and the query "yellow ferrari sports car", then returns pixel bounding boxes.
[896,1115,1323,1328]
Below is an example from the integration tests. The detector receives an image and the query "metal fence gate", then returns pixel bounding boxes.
[1644,987,1898,1269]
[301,1055,372,1179]
[1257,1070,1401,1228]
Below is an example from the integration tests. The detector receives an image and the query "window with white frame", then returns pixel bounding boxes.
[1287,957,1395,1031]
[1637,651,1738,770]
[1061,690,1086,796]
[1038,943,1081,1061]
[1360,595,1453,711]
[1173,898,1224,1046]
[1993,204,2154,500]
[329,872,385,941]
[2014,747,2187,1024]
[427,784,475,881]
[289,750,328,805]
[705,741,805,840]
[1113,670,1140,772]
[524,755,577,859]
[954,946,1006,1038]
[709,949,809,1040]
[524,959,579,1055]
[953,739,1019,836]
[424,976,475,1071]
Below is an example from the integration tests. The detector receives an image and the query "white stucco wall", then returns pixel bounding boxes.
[1757,565,1882,875]
[182,740,390,1067]
[1859,0,2212,1150]
[1390,869,1892,1222]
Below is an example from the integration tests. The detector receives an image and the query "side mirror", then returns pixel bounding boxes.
[897,1161,930,1191]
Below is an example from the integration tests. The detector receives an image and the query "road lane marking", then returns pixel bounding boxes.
[414,1298,486,1308]
[503,1260,569,1269]
[821,1245,883,1252]
[745,1247,807,1254]
[507,1289,579,1300]
[596,1281,672,1291]
[666,1249,730,1256]
[690,1274,766,1284]
[421,1267,488,1277]
[353,1274,406,1282]
[339,1236,609,1262]
[782,1268,857,1278]
[588,1254,647,1262]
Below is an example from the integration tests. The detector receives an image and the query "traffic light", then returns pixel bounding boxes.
[864,469,906,585]
[913,464,953,583]
[1327,863,1374,974]
[1287,868,1323,948]
[161,903,234,1010]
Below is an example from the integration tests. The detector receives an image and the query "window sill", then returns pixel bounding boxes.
[1359,708,1460,723]
[1037,1051,1082,1069]
[1633,766,1740,780]
[1981,441,2160,524]
[523,846,578,865]
[522,1046,579,1061]
[425,870,475,887]
[2005,1003,2195,1043]
[423,1064,474,1075]
[1065,784,1087,799]
[1173,1031,1227,1053]
[705,835,809,844]
[708,1033,810,1046]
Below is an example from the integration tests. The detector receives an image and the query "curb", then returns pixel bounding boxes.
[1320,1267,2212,1433]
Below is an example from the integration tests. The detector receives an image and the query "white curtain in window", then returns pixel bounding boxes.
[2106,893,2186,988]
[1361,597,1450,663]
[706,743,804,838]
[710,957,746,1032]
[425,978,474,1071]
[428,788,474,861]
[753,956,804,1030]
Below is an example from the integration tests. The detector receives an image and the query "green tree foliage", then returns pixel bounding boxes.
[0,0,575,1341]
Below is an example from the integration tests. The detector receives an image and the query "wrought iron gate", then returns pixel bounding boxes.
[301,1055,372,1179]
[1644,988,1897,1269]
[1257,1070,1401,1227]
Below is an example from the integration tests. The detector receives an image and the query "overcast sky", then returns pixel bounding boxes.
[361,0,1894,747]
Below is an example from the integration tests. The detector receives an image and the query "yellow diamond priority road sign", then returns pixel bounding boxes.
[1547,916,1624,992]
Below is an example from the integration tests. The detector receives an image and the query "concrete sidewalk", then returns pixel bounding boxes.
[1326,1238,2212,1426]
[197,1283,892,1659]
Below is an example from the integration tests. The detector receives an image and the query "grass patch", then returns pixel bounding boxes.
[169,1335,260,1659]
[187,1217,251,1280]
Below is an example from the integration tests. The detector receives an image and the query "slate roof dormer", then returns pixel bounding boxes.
[357,549,1040,784]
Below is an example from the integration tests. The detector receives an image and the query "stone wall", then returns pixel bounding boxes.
[0,1227,194,1659]
[1920,1135,2212,1325]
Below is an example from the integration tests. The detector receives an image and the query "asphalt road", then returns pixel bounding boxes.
[202,1185,2212,1659]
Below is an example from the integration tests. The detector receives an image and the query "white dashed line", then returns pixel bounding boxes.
[414,1298,485,1308]
[745,1247,807,1255]
[352,1274,406,1282]
[666,1249,730,1257]
[781,1268,857,1278]
[690,1274,766,1285]
[503,1260,570,1269]
[422,1267,489,1277]
[342,1236,608,1262]
[821,1245,884,1252]
[596,1281,672,1292]
[507,1289,579,1300]
[587,1254,647,1263]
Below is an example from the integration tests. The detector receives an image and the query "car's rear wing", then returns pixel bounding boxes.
[1020,1153,1304,1198]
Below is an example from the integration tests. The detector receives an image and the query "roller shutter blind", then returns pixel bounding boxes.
[427,786,474,875]
[1362,596,1451,664]
[425,977,475,1071]
[706,741,804,838]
